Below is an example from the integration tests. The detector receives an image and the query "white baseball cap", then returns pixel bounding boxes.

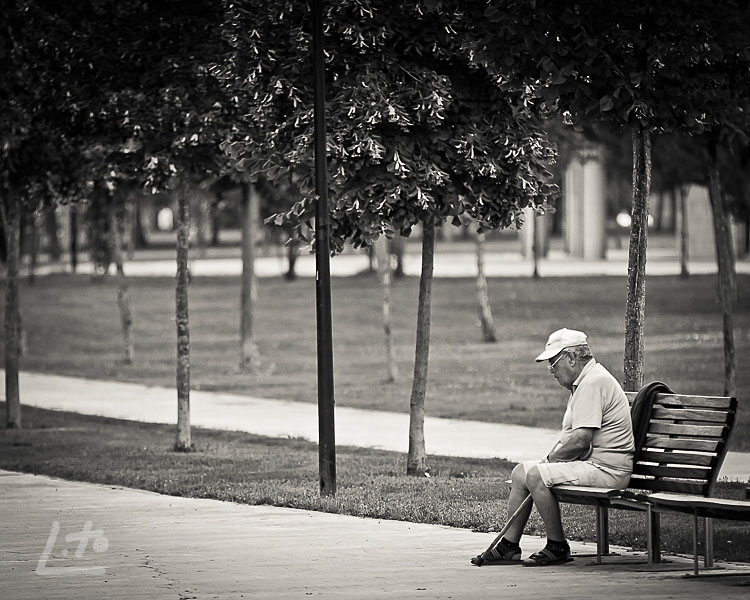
[535,328,588,362]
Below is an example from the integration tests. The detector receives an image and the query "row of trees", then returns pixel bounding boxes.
[3,1,749,485]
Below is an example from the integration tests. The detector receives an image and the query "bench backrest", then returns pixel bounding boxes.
[625,391,738,496]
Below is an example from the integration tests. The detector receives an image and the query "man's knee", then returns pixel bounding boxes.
[511,463,527,485]
[525,464,547,491]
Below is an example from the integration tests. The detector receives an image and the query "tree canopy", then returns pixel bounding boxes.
[214,0,559,251]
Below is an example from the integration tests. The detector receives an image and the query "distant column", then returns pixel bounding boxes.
[519,208,552,259]
[684,184,746,260]
[564,146,607,259]
[520,207,535,259]
[685,185,715,260]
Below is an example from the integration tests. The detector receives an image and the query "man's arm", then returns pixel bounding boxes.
[546,428,595,462]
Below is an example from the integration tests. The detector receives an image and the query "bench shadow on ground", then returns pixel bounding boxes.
[567,549,750,585]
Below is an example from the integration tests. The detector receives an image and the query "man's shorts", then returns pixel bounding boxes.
[522,460,631,489]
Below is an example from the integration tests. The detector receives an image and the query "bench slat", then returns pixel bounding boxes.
[635,464,711,480]
[644,436,721,452]
[638,450,715,466]
[628,477,709,495]
[650,406,733,423]
[648,422,727,437]
[654,394,736,409]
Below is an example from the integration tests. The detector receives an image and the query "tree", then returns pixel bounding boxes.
[215,0,558,474]
[479,0,750,391]
[50,0,231,447]
[695,8,750,398]
[647,6,750,396]
[114,3,229,449]
[2,1,90,427]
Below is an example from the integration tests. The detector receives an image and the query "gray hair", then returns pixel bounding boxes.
[566,344,593,363]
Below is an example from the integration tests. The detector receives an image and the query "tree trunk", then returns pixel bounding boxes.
[240,183,261,371]
[475,231,497,342]
[69,204,79,273]
[27,211,39,284]
[175,188,192,451]
[623,125,652,392]
[194,196,208,259]
[707,144,737,397]
[285,237,299,280]
[665,187,676,232]
[3,198,22,428]
[391,234,405,278]
[407,222,435,475]
[677,186,689,280]
[531,212,540,279]
[110,207,134,364]
[210,193,222,247]
[133,199,149,249]
[653,192,663,231]
[0,207,7,263]
[375,235,398,382]
[45,206,62,261]
[124,196,136,260]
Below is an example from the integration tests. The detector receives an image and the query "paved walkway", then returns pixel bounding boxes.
[2,470,749,600]
[7,371,750,481]
[28,244,750,279]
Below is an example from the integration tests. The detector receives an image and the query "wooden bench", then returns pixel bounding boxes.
[549,387,749,575]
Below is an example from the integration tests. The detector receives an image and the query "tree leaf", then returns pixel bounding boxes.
[599,95,615,112]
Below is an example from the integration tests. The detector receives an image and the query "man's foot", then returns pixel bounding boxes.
[522,540,573,567]
[471,539,522,566]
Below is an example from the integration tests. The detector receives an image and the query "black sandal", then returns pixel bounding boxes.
[471,542,522,566]
[522,544,573,567]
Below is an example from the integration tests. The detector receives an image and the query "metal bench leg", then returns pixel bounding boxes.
[693,513,699,576]
[647,506,653,565]
[652,511,661,563]
[704,517,714,568]
[596,506,609,563]
[647,507,661,564]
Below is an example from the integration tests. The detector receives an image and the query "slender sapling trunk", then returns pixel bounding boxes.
[407,222,435,475]
[175,187,192,451]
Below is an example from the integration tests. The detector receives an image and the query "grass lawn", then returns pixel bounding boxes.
[2,271,749,450]
[1,403,749,563]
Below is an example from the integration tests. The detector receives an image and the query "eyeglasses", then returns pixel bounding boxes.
[548,351,568,373]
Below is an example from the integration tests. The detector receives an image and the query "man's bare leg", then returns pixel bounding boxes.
[525,464,564,542]
[502,463,535,544]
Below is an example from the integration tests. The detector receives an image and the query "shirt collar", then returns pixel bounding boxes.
[571,358,597,393]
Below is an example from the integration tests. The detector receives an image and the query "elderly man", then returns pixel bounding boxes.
[473,328,634,567]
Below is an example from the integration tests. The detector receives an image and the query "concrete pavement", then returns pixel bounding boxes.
[2,470,750,600]
[6,370,750,482]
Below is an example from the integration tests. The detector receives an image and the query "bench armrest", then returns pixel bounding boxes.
[646,493,750,521]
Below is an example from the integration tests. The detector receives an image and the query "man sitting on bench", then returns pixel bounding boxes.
[474,328,635,567]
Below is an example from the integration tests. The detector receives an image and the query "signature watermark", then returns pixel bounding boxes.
[36,521,109,576]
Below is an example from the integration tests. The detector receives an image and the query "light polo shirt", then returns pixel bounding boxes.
[560,359,635,472]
